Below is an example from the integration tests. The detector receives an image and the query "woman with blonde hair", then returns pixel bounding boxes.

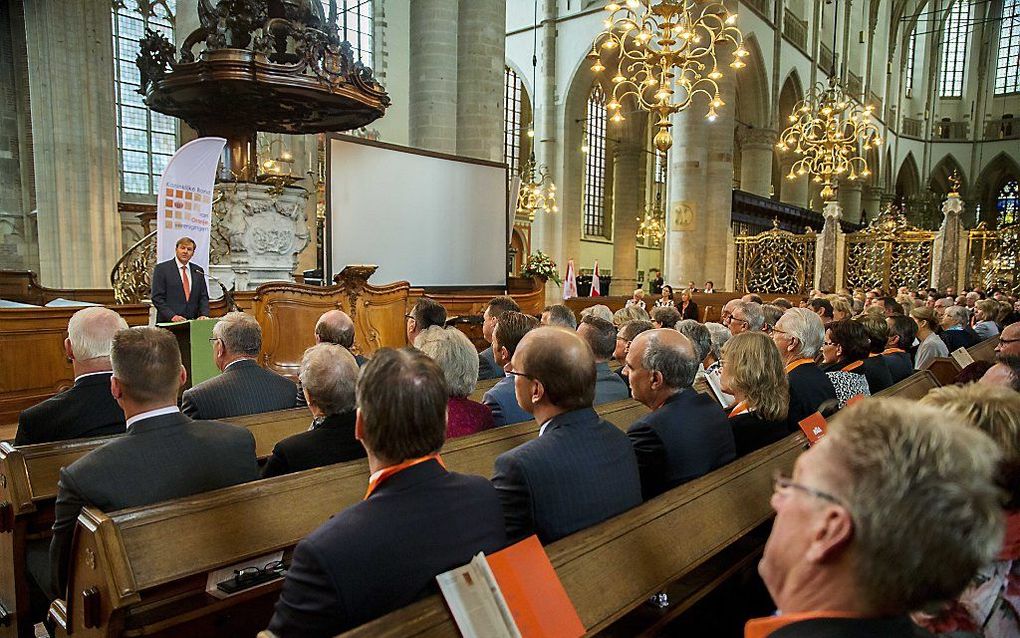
[829,296,853,322]
[895,294,915,316]
[720,332,790,456]
[911,306,949,370]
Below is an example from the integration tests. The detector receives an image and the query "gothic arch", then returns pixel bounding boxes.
[777,70,805,124]
[928,154,967,194]
[733,34,771,129]
[895,152,921,200]
[973,153,1020,225]
[505,59,534,109]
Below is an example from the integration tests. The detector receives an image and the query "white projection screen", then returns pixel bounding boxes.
[327,135,509,288]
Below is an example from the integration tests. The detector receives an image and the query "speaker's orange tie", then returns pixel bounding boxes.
[181,266,191,302]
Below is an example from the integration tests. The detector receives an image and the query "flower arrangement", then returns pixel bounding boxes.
[521,250,562,286]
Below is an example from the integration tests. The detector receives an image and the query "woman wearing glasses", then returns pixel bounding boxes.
[720,332,790,457]
[819,320,871,407]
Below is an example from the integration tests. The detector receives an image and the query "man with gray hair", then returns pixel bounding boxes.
[772,308,837,428]
[181,312,298,420]
[540,304,578,330]
[751,399,1003,637]
[261,344,365,478]
[624,329,734,499]
[727,300,764,336]
[17,307,129,445]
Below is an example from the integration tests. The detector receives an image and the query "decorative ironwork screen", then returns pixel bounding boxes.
[111,231,157,303]
[843,207,935,292]
[733,221,817,294]
[968,222,1020,294]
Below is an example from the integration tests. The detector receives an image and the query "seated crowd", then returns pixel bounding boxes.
[10,279,1020,637]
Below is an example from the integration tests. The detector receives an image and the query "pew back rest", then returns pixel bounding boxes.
[924,357,961,386]
[968,336,999,363]
[225,408,310,457]
[875,370,940,401]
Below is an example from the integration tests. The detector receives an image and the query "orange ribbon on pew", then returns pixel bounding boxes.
[365,454,445,500]
[784,358,815,374]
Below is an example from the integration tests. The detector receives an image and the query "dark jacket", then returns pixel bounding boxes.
[860,355,894,394]
[679,300,699,321]
[181,359,298,420]
[729,411,789,457]
[940,326,979,352]
[882,350,915,384]
[491,407,642,543]
[477,346,504,381]
[482,375,534,428]
[50,411,258,595]
[16,373,125,446]
[627,389,736,500]
[294,353,365,408]
[260,411,365,479]
[266,460,506,637]
[150,258,210,323]
[765,615,932,638]
[594,362,631,405]
[786,362,837,429]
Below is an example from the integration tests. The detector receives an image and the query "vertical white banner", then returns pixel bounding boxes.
[155,137,227,270]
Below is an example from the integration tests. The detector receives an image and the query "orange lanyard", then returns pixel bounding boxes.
[784,358,815,374]
[841,360,864,372]
[364,454,445,500]
[881,347,905,355]
[729,401,749,418]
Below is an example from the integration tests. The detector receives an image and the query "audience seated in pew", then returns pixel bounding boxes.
[181,312,298,420]
[482,311,539,427]
[912,306,950,370]
[490,327,642,543]
[650,305,681,329]
[771,308,837,428]
[703,321,734,407]
[51,326,259,595]
[728,300,765,336]
[405,297,447,345]
[883,314,917,384]
[721,332,790,457]
[580,304,614,323]
[624,329,735,500]
[296,309,366,407]
[913,383,1020,635]
[750,398,1003,637]
[854,314,895,394]
[761,303,784,333]
[973,299,1002,341]
[261,343,365,479]
[676,319,711,377]
[16,307,128,446]
[941,305,980,352]
[267,348,507,638]
[415,325,494,438]
[576,315,631,405]
[478,296,520,381]
[540,303,577,329]
[820,320,876,403]
[613,319,654,391]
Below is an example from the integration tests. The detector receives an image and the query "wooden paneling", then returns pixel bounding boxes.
[968,336,999,363]
[0,271,117,306]
[875,370,940,401]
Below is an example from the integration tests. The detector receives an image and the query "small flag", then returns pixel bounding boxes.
[563,259,578,300]
[590,260,601,297]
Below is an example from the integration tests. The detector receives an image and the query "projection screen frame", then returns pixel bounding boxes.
[325,133,510,289]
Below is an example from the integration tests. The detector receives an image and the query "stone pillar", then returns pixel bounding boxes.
[703,73,738,286]
[25,0,122,287]
[737,129,776,197]
[409,0,458,153]
[861,185,882,220]
[837,181,863,225]
[933,192,963,292]
[665,107,709,286]
[781,172,810,208]
[818,199,842,292]
[610,130,643,295]
[456,0,505,161]
[175,0,201,145]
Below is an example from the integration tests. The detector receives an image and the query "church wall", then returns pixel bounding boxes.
[372,0,411,147]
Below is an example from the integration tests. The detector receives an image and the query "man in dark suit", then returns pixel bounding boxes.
[50,327,258,595]
[266,348,506,637]
[262,343,365,478]
[181,312,298,420]
[491,327,642,543]
[576,315,630,405]
[16,307,129,445]
[772,309,838,428]
[150,236,210,323]
[883,315,917,384]
[624,329,735,500]
[478,295,521,381]
[483,311,539,427]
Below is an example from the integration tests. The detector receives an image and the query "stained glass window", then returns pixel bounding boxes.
[998,180,1019,226]
[938,0,969,97]
[995,0,1020,94]
[582,85,608,238]
[504,66,525,177]
[905,28,917,96]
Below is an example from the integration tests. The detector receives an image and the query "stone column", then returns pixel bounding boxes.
[175,0,201,145]
[25,0,122,287]
[610,128,643,295]
[781,171,810,208]
[456,0,505,161]
[837,181,863,225]
[933,192,963,292]
[737,128,776,197]
[818,199,842,292]
[665,107,709,286]
[409,0,458,153]
[703,72,738,286]
[861,185,882,220]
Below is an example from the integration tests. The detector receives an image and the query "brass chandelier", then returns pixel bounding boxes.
[516,153,559,221]
[637,193,667,246]
[588,0,747,153]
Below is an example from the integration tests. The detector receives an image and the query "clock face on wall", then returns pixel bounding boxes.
[671,203,695,230]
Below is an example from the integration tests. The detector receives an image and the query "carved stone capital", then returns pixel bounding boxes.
[942,192,964,217]
[736,127,777,151]
[822,200,843,221]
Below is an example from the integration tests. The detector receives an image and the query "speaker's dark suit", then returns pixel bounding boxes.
[491,407,642,544]
[786,362,837,429]
[16,373,125,446]
[181,359,298,420]
[50,411,258,595]
[150,258,210,323]
[260,411,366,478]
[627,389,736,500]
[266,459,506,637]
[477,346,504,381]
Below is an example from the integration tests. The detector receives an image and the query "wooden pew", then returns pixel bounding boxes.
[924,357,961,386]
[968,336,999,363]
[467,377,500,403]
[875,370,940,401]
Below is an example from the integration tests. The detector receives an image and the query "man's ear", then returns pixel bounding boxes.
[110,376,123,401]
[531,378,545,405]
[178,365,187,389]
[64,338,74,362]
[804,506,854,564]
[355,409,365,441]
[498,346,509,365]
[649,370,664,391]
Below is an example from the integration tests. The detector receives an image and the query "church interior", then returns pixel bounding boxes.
[0,0,1019,637]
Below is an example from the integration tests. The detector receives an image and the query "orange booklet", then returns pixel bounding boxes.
[798,411,828,444]
[437,535,584,638]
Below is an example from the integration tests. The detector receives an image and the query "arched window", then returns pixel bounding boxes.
[321,1,373,67]
[938,0,969,97]
[905,27,917,97]
[999,180,1019,225]
[113,1,176,196]
[504,66,530,177]
[582,85,608,238]
[996,0,1020,95]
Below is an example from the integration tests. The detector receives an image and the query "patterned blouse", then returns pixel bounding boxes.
[825,371,871,408]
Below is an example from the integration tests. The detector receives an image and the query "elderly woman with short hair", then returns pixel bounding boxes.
[720,332,790,456]
[941,304,980,351]
[819,319,872,406]
[415,326,494,439]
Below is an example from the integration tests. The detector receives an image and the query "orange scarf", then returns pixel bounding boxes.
[784,358,815,374]
[364,454,445,500]
[729,401,749,418]
[745,611,863,638]
[841,360,864,372]
[881,347,905,355]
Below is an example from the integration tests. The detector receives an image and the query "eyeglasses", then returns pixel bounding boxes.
[505,369,536,381]
[208,337,221,344]
[822,340,836,347]
[730,316,749,326]
[404,314,413,320]
[772,470,845,507]
[998,337,1020,345]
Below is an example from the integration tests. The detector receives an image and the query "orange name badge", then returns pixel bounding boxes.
[798,412,827,445]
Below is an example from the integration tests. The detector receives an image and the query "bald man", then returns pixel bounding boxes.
[624,329,734,499]
[981,361,1020,392]
[490,327,642,543]
[996,322,1020,363]
[315,310,367,366]
[17,307,129,445]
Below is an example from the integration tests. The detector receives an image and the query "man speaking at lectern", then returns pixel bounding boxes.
[151,236,210,323]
